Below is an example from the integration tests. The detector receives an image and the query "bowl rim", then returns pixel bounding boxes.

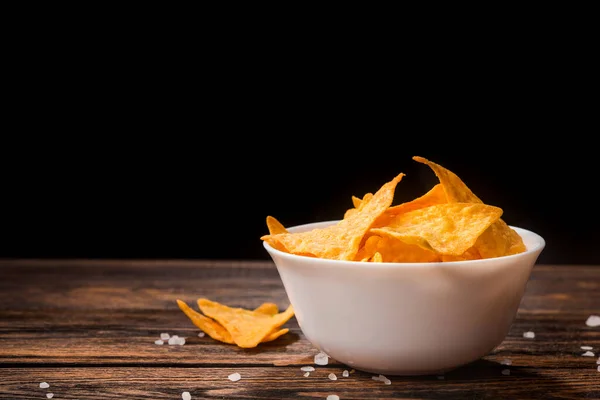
[262,220,546,267]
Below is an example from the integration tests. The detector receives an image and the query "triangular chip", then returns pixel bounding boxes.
[344,192,373,219]
[370,203,503,256]
[262,173,404,260]
[266,216,288,235]
[253,302,279,315]
[374,183,447,228]
[197,298,295,348]
[413,156,526,258]
[177,300,287,345]
[177,299,235,344]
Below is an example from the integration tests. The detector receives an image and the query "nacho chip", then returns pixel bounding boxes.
[262,173,404,260]
[371,203,503,256]
[177,299,234,344]
[374,235,441,263]
[374,183,447,228]
[177,300,288,345]
[197,298,295,348]
[253,302,279,315]
[413,156,526,258]
[344,192,373,219]
[441,246,481,262]
[266,216,288,235]
[371,251,383,263]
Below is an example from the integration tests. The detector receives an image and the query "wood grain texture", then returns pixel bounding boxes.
[0,259,599,399]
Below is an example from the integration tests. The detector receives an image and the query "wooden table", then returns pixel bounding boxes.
[0,260,598,399]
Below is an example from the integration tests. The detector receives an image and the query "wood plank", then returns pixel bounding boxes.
[0,260,598,398]
[1,365,598,400]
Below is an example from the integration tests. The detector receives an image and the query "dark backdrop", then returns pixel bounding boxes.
[1,50,597,265]
[1,133,597,265]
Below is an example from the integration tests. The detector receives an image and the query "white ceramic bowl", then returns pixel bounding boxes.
[263,220,545,376]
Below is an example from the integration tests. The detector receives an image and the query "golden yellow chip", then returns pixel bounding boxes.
[413,156,526,258]
[355,235,382,261]
[262,174,404,260]
[344,192,373,219]
[177,300,288,345]
[371,251,383,263]
[253,302,279,315]
[266,216,288,235]
[370,203,503,256]
[374,235,441,263]
[177,299,235,344]
[197,298,295,348]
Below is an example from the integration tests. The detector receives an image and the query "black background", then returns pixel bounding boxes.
[1,133,597,265]
[1,41,597,265]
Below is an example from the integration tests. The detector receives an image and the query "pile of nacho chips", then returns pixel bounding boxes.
[177,298,294,348]
[261,156,526,263]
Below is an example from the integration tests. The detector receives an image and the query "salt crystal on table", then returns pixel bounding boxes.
[228,372,241,382]
[383,378,391,385]
[501,359,512,366]
[169,336,186,345]
[597,366,600,372]
[328,373,337,381]
[315,352,329,366]
[342,370,349,377]
[597,357,600,364]
[502,369,510,376]
[581,346,593,350]
[301,366,315,372]
[160,333,170,340]
[586,315,600,327]
[198,332,205,338]
[523,331,535,339]
[46,394,54,399]
[327,395,340,400]
[154,339,164,345]
[182,391,192,400]
[582,351,595,357]
[39,382,50,389]
[303,372,310,377]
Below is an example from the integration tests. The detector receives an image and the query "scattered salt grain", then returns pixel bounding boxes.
[328,373,337,381]
[523,331,535,339]
[502,369,510,376]
[315,352,329,366]
[501,359,512,366]
[327,395,340,400]
[303,372,310,377]
[168,336,186,345]
[160,333,170,340]
[301,366,315,372]
[342,370,349,377]
[597,357,600,364]
[582,351,595,357]
[581,346,593,350]
[586,315,600,327]
[198,332,205,338]
[383,378,391,385]
[39,382,50,389]
[228,372,241,382]
[372,374,387,382]
[597,366,600,372]
[46,394,54,399]
[154,339,164,345]
[182,391,191,400]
